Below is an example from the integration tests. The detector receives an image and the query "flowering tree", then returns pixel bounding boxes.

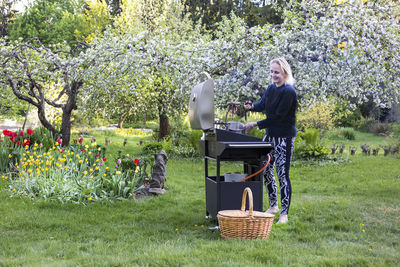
[207,0,400,109]
[0,38,91,146]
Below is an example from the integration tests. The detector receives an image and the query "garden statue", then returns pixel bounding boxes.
[331,144,337,154]
[382,145,390,156]
[361,144,370,155]
[148,150,168,195]
[372,147,380,156]
[339,144,345,154]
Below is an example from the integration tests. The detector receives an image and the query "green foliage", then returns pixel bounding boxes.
[0,0,17,37]
[73,0,112,43]
[332,102,362,128]
[29,126,58,151]
[340,128,356,140]
[140,142,163,156]
[182,0,282,31]
[294,128,329,159]
[368,122,392,136]
[297,103,335,132]
[355,117,378,133]
[8,0,83,46]
[301,128,320,146]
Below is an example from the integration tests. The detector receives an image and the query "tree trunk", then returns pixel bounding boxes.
[117,119,124,129]
[60,81,82,146]
[117,106,132,129]
[22,103,30,131]
[118,113,127,129]
[158,111,170,141]
[37,105,58,137]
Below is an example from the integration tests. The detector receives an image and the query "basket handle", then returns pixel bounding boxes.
[241,187,253,216]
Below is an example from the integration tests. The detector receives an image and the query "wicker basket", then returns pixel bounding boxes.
[217,187,274,240]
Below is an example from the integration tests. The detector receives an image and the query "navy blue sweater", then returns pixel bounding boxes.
[253,83,298,137]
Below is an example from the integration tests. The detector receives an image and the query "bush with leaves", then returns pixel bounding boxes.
[297,103,335,132]
[294,128,329,160]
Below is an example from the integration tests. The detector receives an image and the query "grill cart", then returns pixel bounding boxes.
[189,73,273,219]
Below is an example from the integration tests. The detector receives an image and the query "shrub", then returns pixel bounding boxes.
[294,128,329,159]
[340,128,356,140]
[355,117,377,132]
[140,142,163,155]
[297,103,335,132]
[368,122,392,135]
[332,103,362,128]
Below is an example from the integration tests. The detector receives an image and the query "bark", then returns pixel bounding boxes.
[158,110,170,141]
[60,81,82,146]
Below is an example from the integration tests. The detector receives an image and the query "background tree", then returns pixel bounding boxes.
[0,0,18,37]
[203,0,400,110]
[182,0,283,31]
[0,38,91,146]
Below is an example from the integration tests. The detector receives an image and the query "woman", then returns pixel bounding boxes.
[244,57,297,224]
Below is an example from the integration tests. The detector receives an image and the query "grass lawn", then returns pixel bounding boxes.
[0,130,399,266]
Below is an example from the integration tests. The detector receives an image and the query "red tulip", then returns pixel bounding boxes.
[19,130,24,137]
[78,137,83,143]
[27,129,33,135]
[81,149,86,153]
[56,138,62,144]
[102,157,107,162]
[134,158,140,166]
[95,153,99,158]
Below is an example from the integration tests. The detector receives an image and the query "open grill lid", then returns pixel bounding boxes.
[188,73,215,131]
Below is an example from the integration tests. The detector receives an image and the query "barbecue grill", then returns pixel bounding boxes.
[189,73,273,219]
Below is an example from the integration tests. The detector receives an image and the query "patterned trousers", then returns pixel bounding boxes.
[263,136,295,215]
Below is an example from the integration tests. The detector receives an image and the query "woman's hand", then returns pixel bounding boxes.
[244,102,253,110]
[244,122,257,132]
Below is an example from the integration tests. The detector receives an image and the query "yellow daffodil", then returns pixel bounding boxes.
[8,154,12,158]
[88,197,93,201]
[89,168,93,172]
[88,152,92,155]
[84,171,88,176]
[116,171,121,175]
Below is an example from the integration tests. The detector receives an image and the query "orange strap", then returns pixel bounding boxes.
[239,154,271,182]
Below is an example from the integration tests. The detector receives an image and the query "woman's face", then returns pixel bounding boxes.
[270,63,286,87]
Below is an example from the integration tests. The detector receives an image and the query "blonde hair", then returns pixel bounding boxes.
[270,57,295,85]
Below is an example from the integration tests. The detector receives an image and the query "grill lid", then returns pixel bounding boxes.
[188,73,215,131]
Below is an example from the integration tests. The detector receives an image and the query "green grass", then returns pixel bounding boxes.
[0,130,399,266]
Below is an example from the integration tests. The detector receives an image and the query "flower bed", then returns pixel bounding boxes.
[1,128,152,203]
